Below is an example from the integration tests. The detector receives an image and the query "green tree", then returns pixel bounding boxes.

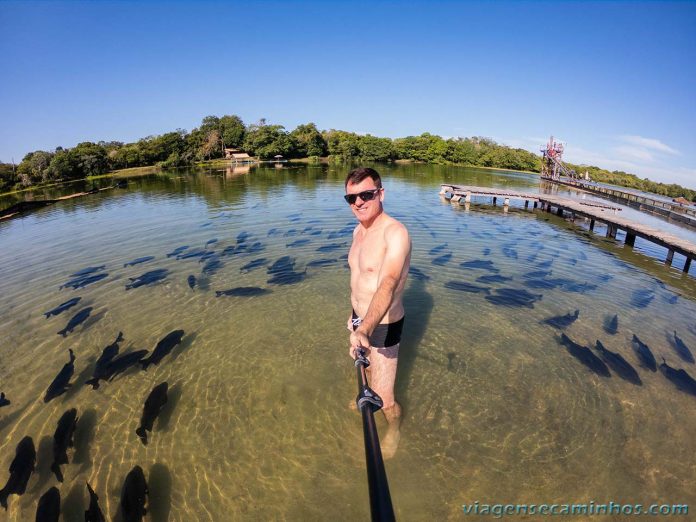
[219,115,246,148]
[290,123,327,157]
[243,124,295,159]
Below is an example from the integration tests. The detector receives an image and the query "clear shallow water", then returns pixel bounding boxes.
[0,164,695,520]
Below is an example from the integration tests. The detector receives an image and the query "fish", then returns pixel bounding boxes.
[120,465,148,522]
[659,359,696,397]
[267,270,307,285]
[198,251,217,262]
[237,231,251,243]
[459,260,499,273]
[287,239,311,248]
[536,259,553,269]
[85,332,124,389]
[216,287,271,297]
[631,289,655,308]
[523,278,566,290]
[485,288,542,308]
[428,243,448,255]
[70,266,105,277]
[482,248,491,256]
[502,246,518,259]
[44,297,82,318]
[187,275,196,289]
[523,270,551,279]
[306,258,338,268]
[0,436,36,510]
[201,258,223,275]
[141,330,185,370]
[631,335,657,372]
[166,245,189,257]
[85,482,106,522]
[0,393,9,407]
[135,382,168,445]
[268,256,296,274]
[447,353,456,372]
[125,269,169,290]
[541,310,579,329]
[444,281,490,294]
[476,274,512,284]
[241,258,269,272]
[205,238,218,247]
[221,245,239,256]
[267,228,280,236]
[317,242,348,252]
[106,350,149,382]
[558,334,611,377]
[176,248,206,260]
[35,486,60,522]
[594,341,642,385]
[671,331,695,364]
[562,281,597,293]
[408,266,430,280]
[245,241,265,254]
[123,256,155,267]
[603,314,618,335]
[432,253,452,266]
[60,273,108,290]
[50,408,78,482]
[283,229,298,237]
[44,349,76,402]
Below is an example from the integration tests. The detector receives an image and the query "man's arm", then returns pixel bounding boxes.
[350,224,410,352]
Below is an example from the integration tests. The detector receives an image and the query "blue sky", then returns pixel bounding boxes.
[1,1,695,188]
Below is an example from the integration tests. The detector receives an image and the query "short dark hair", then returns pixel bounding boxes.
[345,167,382,189]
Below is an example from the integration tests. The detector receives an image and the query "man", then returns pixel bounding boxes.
[345,167,411,459]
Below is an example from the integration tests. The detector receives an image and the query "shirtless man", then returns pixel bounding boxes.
[345,167,411,459]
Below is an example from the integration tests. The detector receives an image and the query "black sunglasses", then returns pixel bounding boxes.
[344,188,381,205]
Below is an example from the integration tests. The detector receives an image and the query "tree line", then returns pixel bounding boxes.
[0,114,693,202]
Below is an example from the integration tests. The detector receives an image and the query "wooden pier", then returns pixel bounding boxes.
[440,184,696,274]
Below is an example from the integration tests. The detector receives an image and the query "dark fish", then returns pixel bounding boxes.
[0,436,36,510]
[428,243,448,255]
[432,253,452,266]
[35,486,60,522]
[166,245,189,257]
[105,350,149,383]
[267,228,280,236]
[307,229,322,236]
[659,359,696,397]
[408,266,430,280]
[85,332,124,389]
[241,258,268,272]
[135,382,168,445]
[177,248,206,260]
[246,241,265,254]
[205,238,218,247]
[603,314,618,335]
[283,229,298,237]
[44,297,81,318]
[482,248,491,256]
[201,258,223,275]
[444,281,490,294]
[123,256,155,268]
[459,260,499,273]
[562,281,597,293]
[44,349,76,403]
[631,335,657,372]
[198,251,217,262]
[536,259,553,269]
[268,256,296,274]
[50,408,78,482]
[60,273,108,290]
[85,482,106,522]
[671,331,695,364]
[187,275,196,289]
[523,270,551,279]
[502,246,518,259]
[317,242,348,252]
[631,289,655,308]
[120,465,148,522]
[237,231,251,243]
[126,269,169,290]
[306,258,338,268]
[665,294,678,305]
[446,353,456,372]
[267,270,307,285]
[287,239,311,248]
[541,310,579,329]
[485,288,542,308]
[558,334,611,377]
[221,245,239,256]
[141,330,185,370]
[523,278,566,290]
[476,274,512,284]
[216,287,271,297]
[0,393,9,407]
[595,341,642,385]
[70,266,105,277]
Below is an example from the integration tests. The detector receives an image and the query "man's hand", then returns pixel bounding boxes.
[349,329,371,359]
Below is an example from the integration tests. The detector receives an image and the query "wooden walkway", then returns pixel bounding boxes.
[440,184,696,273]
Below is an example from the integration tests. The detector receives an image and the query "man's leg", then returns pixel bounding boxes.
[368,344,401,459]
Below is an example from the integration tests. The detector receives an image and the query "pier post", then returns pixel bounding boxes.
[665,250,674,266]
[685,258,692,273]
[556,207,563,217]
[533,201,538,209]
[625,233,636,247]
[451,195,461,203]
[589,219,595,231]
[493,197,497,206]
[503,198,509,214]
[606,225,617,239]
[465,192,471,203]
[524,200,529,209]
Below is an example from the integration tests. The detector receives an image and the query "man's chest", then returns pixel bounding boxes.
[349,234,387,275]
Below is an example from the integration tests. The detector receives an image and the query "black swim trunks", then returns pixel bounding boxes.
[351,310,405,348]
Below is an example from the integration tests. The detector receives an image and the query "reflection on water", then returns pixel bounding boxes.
[0,164,695,520]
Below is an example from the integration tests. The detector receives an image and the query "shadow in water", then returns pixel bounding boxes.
[63,356,96,401]
[0,405,27,436]
[149,462,172,522]
[61,481,86,521]
[398,277,434,414]
[156,383,182,432]
[169,332,198,363]
[29,435,54,495]
[73,408,98,473]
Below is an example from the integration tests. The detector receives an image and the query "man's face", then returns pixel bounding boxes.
[345,178,384,224]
